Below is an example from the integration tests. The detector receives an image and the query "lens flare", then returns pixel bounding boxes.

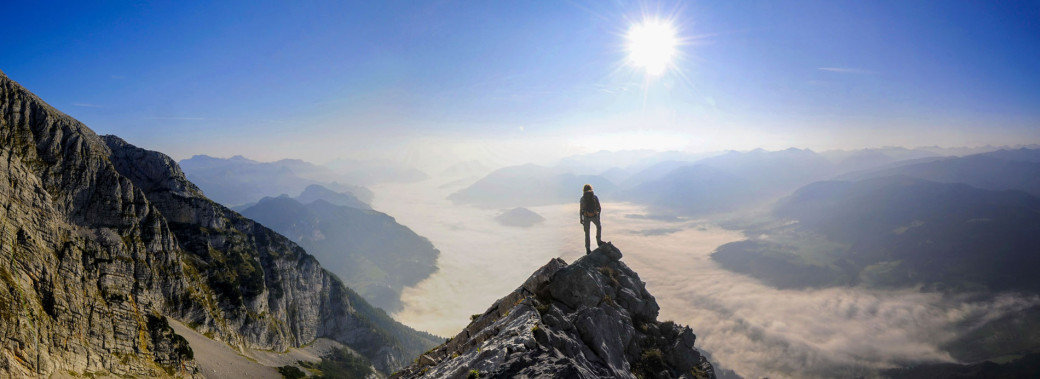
[626,18,679,76]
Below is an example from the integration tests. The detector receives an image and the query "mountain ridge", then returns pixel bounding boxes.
[179,154,373,208]
[391,243,715,379]
[0,70,438,377]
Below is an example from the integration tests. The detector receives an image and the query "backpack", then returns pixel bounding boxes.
[581,192,600,217]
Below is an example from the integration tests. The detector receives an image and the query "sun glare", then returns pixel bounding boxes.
[626,18,679,76]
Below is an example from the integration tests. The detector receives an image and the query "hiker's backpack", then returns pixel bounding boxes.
[581,192,600,217]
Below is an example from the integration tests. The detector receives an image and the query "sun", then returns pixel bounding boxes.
[626,18,679,77]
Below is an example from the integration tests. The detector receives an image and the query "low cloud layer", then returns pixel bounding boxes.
[371,181,1040,378]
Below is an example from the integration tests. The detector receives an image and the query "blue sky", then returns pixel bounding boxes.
[2,0,1038,166]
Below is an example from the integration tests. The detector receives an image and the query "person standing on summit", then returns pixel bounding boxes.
[579,184,603,254]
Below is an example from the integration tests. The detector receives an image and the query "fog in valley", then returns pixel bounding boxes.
[369,174,1040,379]
[164,140,1040,378]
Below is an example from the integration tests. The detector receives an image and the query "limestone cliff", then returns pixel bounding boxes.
[391,243,715,379]
[0,70,438,377]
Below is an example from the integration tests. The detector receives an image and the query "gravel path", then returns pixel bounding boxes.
[168,319,281,379]
[167,318,350,378]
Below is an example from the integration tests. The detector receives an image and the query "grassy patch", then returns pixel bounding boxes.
[632,348,667,379]
[535,302,550,315]
[277,365,306,379]
[598,266,621,288]
[297,346,372,379]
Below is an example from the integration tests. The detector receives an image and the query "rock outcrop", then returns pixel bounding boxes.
[0,70,438,377]
[392,243,715,379]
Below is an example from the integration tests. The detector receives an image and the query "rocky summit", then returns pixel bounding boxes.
[0,70,439,377]
[392,243,715,379]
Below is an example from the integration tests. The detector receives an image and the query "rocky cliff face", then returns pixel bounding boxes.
[0,70,438,377]
[391,243,715,379]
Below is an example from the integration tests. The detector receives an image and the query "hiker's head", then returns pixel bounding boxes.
[583,184,593,193]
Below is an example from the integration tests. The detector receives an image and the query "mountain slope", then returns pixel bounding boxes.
[712,176,1040,292]
[1,70,200,377]
[240,196,439,313]
[391,243,715,379]
[0,70,438,377]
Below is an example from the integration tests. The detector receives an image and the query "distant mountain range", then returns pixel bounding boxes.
[841,150,1040,196]
[179,154,374,207]
[295,183,371,210]
[713,175,1040,292]
[709,150,1040,366]
[240,194,439,313]
[709,148,1040,292]
[620,148,839,215]
[452,147,983,216]
[448,164,617,208]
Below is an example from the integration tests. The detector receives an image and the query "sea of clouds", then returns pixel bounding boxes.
[371,182,1040,379]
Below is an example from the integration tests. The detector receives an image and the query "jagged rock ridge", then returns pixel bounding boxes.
[392,243,715,379]
[0,70,438,377]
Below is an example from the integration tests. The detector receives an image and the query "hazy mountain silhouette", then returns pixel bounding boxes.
[296,184,371,209]
[979,147,1040,163]
[713,176,1040,293]
[555,149,712,184]
[841,150,1040,196]
[619,159,700,188]
[180,154,373,207]
[820,147,939,173]
[622,148,837,215]
[240,196,439,313]
[449,164,617,208]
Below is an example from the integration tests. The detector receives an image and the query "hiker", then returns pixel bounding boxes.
[579,184,603,254]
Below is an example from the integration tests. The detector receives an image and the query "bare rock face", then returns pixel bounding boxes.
[391,243,715,379]
[0,71,438,377]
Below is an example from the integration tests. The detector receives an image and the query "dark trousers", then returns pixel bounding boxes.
[582,215,602,252]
